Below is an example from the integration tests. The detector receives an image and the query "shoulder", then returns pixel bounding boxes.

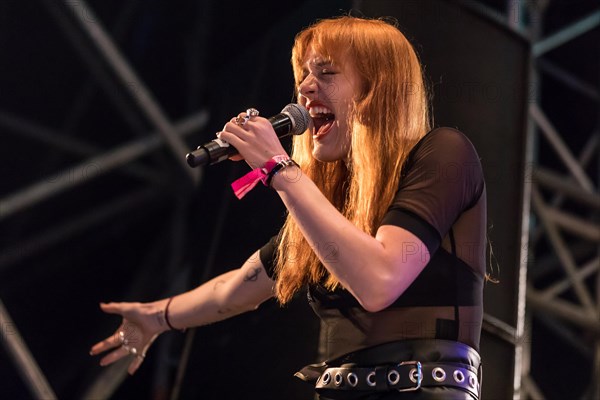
[418,127,478,154]
[407,127,481,167]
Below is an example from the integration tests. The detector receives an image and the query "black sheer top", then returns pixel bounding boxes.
[260,127,487,360]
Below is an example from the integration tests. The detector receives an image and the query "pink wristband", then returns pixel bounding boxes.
[231,155,290,199]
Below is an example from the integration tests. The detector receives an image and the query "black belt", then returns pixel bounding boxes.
[295,339,482,399]
[315,361,479,398]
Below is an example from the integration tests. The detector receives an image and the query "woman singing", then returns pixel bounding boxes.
[91,16,486,400]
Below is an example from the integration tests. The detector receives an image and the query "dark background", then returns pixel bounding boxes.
[1,0,598,399]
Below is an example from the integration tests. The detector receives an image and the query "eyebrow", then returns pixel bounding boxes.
[308,58,333,67]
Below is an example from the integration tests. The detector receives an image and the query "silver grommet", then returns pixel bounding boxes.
[453,369,465,383]
[432,367,446,382]
[387,369,400,385]
[321,371,331,385]
[469,374,477,388]
[347,372,358,387]
[334,372,343,386]
[366,371,377,387]
[409,368,418,383]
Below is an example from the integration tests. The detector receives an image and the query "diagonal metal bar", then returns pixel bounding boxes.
[533,10,600,57]
[82,358,130,400]
[0,111,208,221]
[530,103,596,193]
[541,258,599,300]
[0,187,161,272]
[537,59,600,101]
[0,299,57,399]
[522,374,546,400]
[527,284,600,335]
[482,312,517,344]
[0,111,164,185]
[54,0,199,182]
[531,185,597,316]
[40,0,149,139]
[544,207,600,241]
[533,167,600,209]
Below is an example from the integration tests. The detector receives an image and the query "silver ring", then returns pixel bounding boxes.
[347,372,358,387]
[122,344,138,355]
[469,374,477,388]
[453,369,465,383]
[387,369,400,385]
[234,108,260,127]
[432,367,446,382]
[366,371,377,387]
[334,372,343,386]
[321,371,331,385]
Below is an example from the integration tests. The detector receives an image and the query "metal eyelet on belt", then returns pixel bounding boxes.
[469,374,477,388]
[387,369,400,385]
[321,371,331,385]
[432,367,447,382]
[347,372,358,387]
[453,369,465,383]
[409,368,419,383]
[334,372,343,386]
[366,371,377,387]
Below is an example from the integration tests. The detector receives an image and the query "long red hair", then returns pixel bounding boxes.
[274,16,431,304]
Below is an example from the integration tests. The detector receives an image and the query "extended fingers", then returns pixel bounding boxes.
[98,344,130,367]
[89,330,122,356]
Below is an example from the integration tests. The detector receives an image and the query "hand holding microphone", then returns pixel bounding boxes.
[186,104,310,168]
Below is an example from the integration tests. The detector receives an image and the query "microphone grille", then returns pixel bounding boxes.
[281,103,310,135]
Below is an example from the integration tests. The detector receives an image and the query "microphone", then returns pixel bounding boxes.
[186,103,310,167]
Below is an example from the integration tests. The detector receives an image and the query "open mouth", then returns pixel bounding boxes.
[309,106,335,139]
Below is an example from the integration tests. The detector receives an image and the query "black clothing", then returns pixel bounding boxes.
[259,127,486,398]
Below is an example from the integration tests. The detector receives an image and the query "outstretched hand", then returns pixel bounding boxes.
[89,301,170,375]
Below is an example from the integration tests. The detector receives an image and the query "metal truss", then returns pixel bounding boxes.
[514,1,600,399]
[455,1,599,398]
[0,0,209,398]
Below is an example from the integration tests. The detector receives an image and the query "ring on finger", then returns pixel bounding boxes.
[234,115,247,126]
[246,108,259,118]
[122,344,138,355]
[233,108,260,127]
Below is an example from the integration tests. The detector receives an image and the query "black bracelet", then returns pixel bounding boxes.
[164,297,185,332]
[265,159,299,187]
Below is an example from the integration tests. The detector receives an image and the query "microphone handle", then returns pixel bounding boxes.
[186,139,237,167]
[185,114,294,167]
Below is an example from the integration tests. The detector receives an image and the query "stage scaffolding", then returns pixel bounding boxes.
[0,1,598,399]
[517,2,600,399]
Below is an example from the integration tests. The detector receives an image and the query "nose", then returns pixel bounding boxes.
[298,74,317,99]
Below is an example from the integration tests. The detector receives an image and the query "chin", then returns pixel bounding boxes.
[312,147,345,163]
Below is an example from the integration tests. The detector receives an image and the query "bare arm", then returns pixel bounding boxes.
[90,250,274,374]
[164,250,275,329]
[271,170,430,312]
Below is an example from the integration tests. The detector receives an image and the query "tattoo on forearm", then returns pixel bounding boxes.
[243,267,261,282]
[213,280,226,291]
[217,307,232,315]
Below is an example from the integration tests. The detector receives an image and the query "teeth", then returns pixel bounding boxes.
[309,106,333,117]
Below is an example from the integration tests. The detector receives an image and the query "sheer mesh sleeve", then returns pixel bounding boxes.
[381,128,485,254]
